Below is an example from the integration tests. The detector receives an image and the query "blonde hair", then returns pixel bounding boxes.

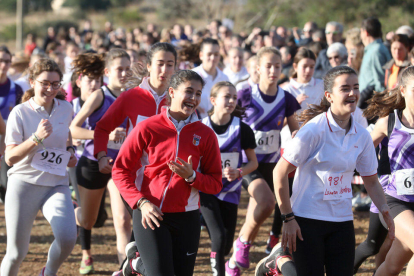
[257,47,281,63]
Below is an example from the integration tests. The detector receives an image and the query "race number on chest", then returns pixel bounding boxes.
[221,152,239,172]
[254,130,280,154]
[395,168,414,195]
[323,172,353,200]
[31,148,71,176]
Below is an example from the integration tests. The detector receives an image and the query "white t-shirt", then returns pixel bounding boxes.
[283,108,377,222]
[223,66,249,86]
[281,78,324,148]
[192,65,229,118]
[6,98,73,186]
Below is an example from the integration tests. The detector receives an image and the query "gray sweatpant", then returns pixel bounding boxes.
[0,175,77,276]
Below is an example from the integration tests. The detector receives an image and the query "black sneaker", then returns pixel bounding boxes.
[255,243,292,276]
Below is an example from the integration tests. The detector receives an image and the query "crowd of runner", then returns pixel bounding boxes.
[0,15,414,276]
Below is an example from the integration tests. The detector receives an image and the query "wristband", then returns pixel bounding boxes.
[237,168,243,180]
[98,155,107,162]
[66,146,76,153]
[138,200,150,210]
[31,134,39,146]
[281,212,294,221]
[137,197,147,208]
[284,217,295,223]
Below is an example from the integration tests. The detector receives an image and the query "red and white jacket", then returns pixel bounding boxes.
[94,78,167,157]
[112,108,223,213]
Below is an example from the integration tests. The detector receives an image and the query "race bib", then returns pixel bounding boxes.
[221,152,239,173]
[31,148,71,176]
[107,136,126,150]
[323,172,353,200]
[254,130,280,154]
[395,168,414,195]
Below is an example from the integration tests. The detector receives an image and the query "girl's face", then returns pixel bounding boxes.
[325,74,360,116]
[257,53,282,85]
[391,41,408,62]
[228,49,243,72]
[211,86,237,116]
[105,57,131,89]
[77,75,102,101]
[200,44,221,72]
[147,50,176,89]
[294,58,315,83]
[169,80,202,120]
[400,78,414,110]
[30,71,61,106]
[247,59,259,83]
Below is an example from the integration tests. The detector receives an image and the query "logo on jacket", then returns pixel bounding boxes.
[193,134,201,146]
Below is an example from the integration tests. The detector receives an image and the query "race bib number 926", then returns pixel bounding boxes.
[31,148,71,176]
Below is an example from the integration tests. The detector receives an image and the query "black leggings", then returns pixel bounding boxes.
[293,216,355,276]
[353,212,388,274]
[200,193,238,276]
[133,209,200,276]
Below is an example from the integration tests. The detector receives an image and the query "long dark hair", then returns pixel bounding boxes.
[364,66,414,119]
[299,66,358,126]
[22,59,66,103]
[127,42,177,88]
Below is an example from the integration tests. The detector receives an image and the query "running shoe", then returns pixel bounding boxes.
[233,237,252,269]
[225,260,241,276]
[122,242,141,276]
[112,270,123,276]
[255,242,292,276]
[79,257,94,274]
[265,232,279,254]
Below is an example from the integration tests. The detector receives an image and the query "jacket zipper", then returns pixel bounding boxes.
[159,128,180,210]
[158,112,198,210]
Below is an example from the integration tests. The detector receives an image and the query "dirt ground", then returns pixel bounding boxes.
[0,189,405,276]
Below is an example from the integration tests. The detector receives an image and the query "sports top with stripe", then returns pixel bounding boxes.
[386,109,414,202]
[237,84,300,163]
[82,86,127,161]
[202,116,243,204]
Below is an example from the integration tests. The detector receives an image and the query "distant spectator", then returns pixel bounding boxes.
[293,21,318,46]
[184,24,194,40]
[279,45,295,83]
[327,42,348,68]
[223,48,249,85]
[312,29,326,44]
[171,24,188,46]
[314,21,344,78]
[24,33,37,57]
[276,26,288,40]
[42,26,56,51]
[383,34,410,89]
[160,28,172,43]
[396,25,414,37]
[209,20,222,39]
[345,28,365,72]
[358,17,392,108]
[236,55,259,91]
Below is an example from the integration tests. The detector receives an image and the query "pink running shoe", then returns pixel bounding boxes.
[225,260,241,276]
[233,237,252,269]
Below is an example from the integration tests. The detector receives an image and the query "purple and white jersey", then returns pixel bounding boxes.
[202,116,243,204]
[386,109,414,202]
[83,86,127,161]
[238,84,295,163]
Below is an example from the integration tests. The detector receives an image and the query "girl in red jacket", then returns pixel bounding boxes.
[112,70,222,276]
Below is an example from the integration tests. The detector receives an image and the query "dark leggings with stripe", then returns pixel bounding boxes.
[200,193,238,276]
